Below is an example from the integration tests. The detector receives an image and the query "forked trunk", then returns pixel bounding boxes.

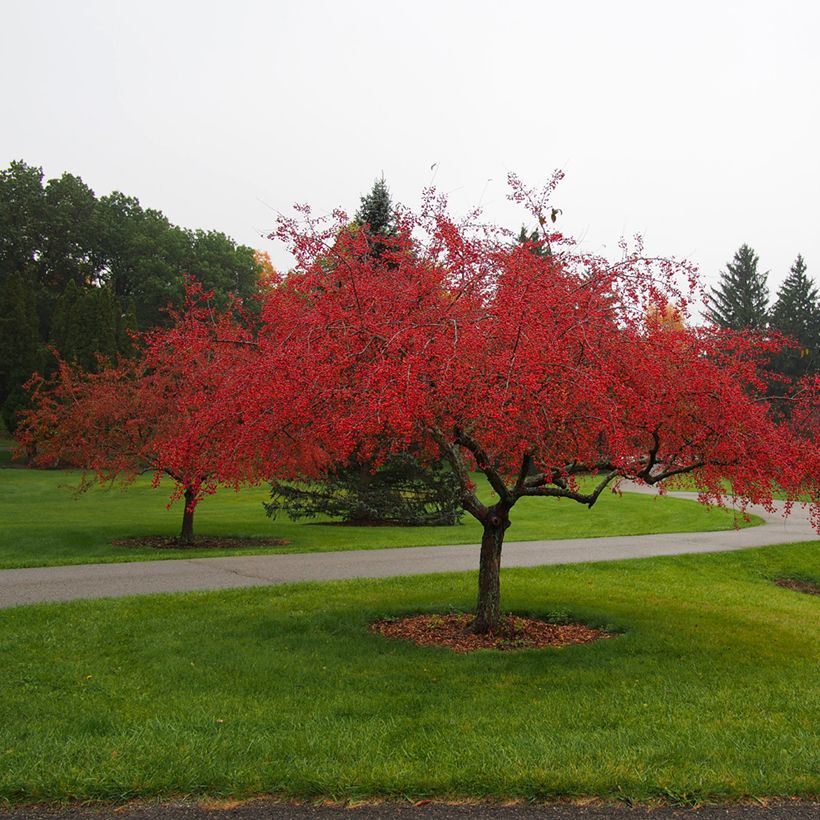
[180,487,195,545]
[471,506,511,634]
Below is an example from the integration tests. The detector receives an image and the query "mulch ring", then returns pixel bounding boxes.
[112,536,289,551]
[774,577,820,596]
[370,613,614,653]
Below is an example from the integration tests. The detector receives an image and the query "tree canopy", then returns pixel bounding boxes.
[0,160,263,431]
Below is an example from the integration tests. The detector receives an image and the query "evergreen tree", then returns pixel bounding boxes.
[355,177,396,237]
[0,274,43,432]
[516,225,550,257]
[708,244,769,330]
[354,177,396,259]
[769,254,820,383]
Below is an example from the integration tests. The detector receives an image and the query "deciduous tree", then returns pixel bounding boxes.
[18,285,252,543]
[215,177,818,633]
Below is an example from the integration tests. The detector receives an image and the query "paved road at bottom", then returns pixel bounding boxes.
[1,493,816,610]
[1,799,819,820]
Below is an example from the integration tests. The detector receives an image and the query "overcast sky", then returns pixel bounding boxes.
[3,0,818,297]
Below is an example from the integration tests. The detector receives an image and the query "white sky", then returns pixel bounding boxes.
[2,0,819,298]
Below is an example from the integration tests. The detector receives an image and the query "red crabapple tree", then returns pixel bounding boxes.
[18,284,254,544]
[212,175,818,633]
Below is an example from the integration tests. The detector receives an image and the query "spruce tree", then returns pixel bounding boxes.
[769,254,820,382]
[708,244,770,330]
[516,225,550,257]
[355,177,396,237]
[354,177,396,259]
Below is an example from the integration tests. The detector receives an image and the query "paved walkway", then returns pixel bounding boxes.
[1,492,817,610]
[2,798,819,820]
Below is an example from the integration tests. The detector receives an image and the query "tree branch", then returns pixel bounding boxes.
[453,427,513,504]
[429,426,489,522]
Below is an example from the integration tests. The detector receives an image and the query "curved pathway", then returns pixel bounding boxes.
[1,492,816,609]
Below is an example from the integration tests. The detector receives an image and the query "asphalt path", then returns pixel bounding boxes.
[1,490,817,609]
[1,800,819,820]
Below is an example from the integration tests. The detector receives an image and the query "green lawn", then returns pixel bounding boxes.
[0,543,817,804]
[0,466,761,569]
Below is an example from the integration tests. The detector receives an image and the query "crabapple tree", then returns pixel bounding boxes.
[18,284,253,544]
[216,175,818,633]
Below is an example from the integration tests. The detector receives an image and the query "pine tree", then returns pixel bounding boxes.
[354,177,396,237]
[708,244,769,330]
[769,254,820,382]
[516,225,550,257]
[354,178,396,260]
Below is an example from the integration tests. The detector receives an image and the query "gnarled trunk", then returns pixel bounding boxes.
[180,487,195,545]
[471,505,511,634]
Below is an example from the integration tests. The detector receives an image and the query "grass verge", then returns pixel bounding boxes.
[0,468,761,569]
[0,543,817,804]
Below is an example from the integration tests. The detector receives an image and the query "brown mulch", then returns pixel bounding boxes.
[370,613,614,653]
[774,577,820,596]
[112,536,289,551]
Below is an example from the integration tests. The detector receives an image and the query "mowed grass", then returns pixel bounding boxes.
[0,467,761,569]
[0,543,817,804]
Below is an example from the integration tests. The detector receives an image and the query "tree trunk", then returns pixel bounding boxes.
[180,487,195,545]
[471,505,511,634]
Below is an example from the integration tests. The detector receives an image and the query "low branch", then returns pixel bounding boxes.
[521,469,619,508]
[430,427,489,522]
[453,427,512,504]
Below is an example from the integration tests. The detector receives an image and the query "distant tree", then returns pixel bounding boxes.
[49,282,124,372]
[0,161,46,285]
[769,255,820,384]
[516,226,551,256]
[355,177,396,237]
[0,274,42,432]
[184,229,259,310]
[708,244,769,330]
[354,177,397,259]
[0,159,265,419]
[254,250,278,288]
[18,284,253,543]
[268,453,463,526]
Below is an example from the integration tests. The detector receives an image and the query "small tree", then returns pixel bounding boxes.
[18,285,252,543]
[355,177,396,243]
[708,244,769,330]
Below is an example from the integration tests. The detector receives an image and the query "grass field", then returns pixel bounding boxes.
[0,466,762,569]
[0,543,817,804]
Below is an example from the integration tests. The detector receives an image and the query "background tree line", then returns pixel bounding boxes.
[708,244,820,394]
[0,160,262,431]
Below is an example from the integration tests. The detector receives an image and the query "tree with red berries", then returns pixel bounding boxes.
[18,284,254,544]
[208,175,818,633]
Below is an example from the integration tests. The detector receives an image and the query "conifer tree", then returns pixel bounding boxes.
[0,274,42,431]
[355,177,395,237]
[708,244,770,330]
[769,254,820,383]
